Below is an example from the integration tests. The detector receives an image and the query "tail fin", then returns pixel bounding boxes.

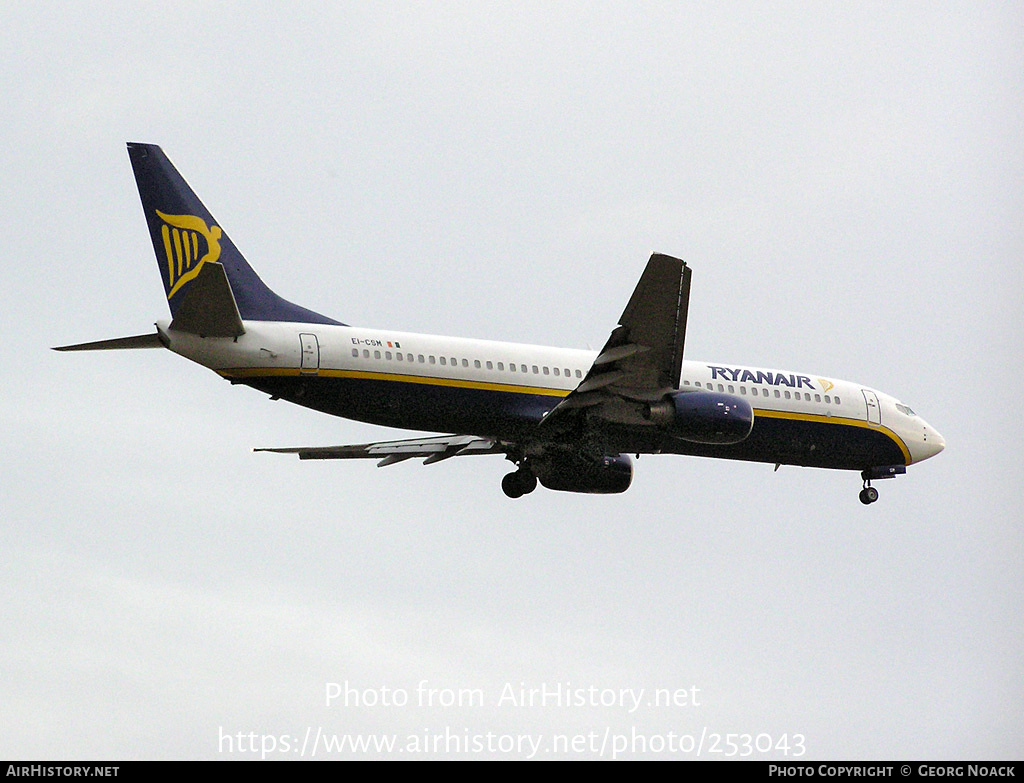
[127,143,342,328]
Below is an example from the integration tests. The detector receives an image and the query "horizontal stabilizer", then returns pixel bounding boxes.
[168,261,245,338]
[53,332,165,351]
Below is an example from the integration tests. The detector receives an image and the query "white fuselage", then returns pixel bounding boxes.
[158,319,945,467]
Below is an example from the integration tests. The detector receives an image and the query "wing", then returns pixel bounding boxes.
[258,254,690,470]
[255,434,506,467]
[542,253,691,428]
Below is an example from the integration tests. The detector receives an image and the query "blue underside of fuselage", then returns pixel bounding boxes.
[237,375,906,471]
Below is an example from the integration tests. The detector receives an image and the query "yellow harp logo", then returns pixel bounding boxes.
[156,211,223,299]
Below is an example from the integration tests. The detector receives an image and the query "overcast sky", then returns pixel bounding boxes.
[2,1,1022,759]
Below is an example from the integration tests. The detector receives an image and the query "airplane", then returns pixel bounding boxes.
[55,143,945,503]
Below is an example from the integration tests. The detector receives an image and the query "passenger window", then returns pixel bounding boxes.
[396,352,403,361]
[474,360,481,369]
[784,391,791,400]
[521,364,528,374]
[497,362,504,371]
[824,395,831,404]
[363,349,370,358]
[774,390,780,398]
[728,385,735,394]
[486,361,493,370]
[439,356,446,365]
[418,354,425,363]
[804,393,811,401]
[740,386,746,395]
[532,366,539,374]
[695,382,702,388]
[553,367,560,376]
[385,351,392,360]
[543,366,549,375]
[407,354,413,362]
[351,348,358,357]
[564,368,570,377]
[575,370,582,378]
[814,394,821,402]
[462,359,469,368]
[374,350,381,359]
[718,384,724,392]
[835,396,841,405]
[510,363,516,372]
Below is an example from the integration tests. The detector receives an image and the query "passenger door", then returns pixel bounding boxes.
[300,333,320,375]
[862,389,881,425]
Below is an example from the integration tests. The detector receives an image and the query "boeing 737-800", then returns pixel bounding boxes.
[55,144,945,503]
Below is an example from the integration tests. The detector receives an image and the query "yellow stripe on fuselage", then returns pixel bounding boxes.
[216,367,573,398]
[215,368,912,464]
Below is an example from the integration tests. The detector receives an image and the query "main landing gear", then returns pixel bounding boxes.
[502,466,537,499]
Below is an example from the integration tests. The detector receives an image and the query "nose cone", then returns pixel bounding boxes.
[915,422,945,463]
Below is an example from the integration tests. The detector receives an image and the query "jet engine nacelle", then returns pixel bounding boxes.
[536,454,633,494]
[645,390,754,445]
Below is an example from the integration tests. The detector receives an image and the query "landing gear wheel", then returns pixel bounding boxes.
[859,486,879,505]
[501,472,522,498]
[501,468,537,499]
[516,469,537,495]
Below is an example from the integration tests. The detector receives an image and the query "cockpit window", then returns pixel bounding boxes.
[896,403,916,416]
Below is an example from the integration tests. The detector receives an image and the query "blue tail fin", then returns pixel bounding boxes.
[127,143,342,326]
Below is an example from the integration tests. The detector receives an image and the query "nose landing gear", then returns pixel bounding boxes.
[859,483,880,505]
[859,465,906,504]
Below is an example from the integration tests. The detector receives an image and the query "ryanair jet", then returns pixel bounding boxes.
[55,144,945,503]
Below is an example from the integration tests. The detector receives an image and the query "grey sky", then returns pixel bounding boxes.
[2,1,1021,759]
